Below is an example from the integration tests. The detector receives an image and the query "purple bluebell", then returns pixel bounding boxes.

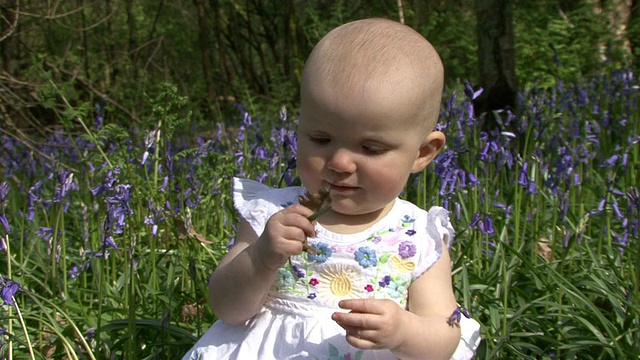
[0,214,9,234]
[0,278,20,306]
[26,180,43,222]
[85,327,97,341]
[36,227,54,242]
[69,266,80,279]
[144,200,167,237]
[463,80,484,100]
[0,182,8,203]
[159,176,169,193]
[601,154,619,168]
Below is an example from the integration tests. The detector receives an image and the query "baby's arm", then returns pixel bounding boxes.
[208,204,316,325]
[332,246,460,359]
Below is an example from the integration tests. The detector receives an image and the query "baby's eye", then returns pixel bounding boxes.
[309,135,330,145]
[362,145,386,155]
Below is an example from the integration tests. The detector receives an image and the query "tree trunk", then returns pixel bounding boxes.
[193,0,216,111]
[593,0,633,61]
[631,0,639,61]
[125,0,138,80]
[474,0,517,130]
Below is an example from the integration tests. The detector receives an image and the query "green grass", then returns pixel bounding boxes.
[0,73,638,359]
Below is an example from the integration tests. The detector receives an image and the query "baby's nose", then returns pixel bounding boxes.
[327,148,356,173]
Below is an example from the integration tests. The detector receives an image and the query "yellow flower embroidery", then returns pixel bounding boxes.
[317,264,364,306]
[391,255,415,273]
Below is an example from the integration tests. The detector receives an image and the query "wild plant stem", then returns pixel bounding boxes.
[50,79,113,169]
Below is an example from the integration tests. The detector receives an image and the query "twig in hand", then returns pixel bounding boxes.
[298,186,332,254]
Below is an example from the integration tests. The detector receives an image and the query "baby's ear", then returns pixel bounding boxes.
[411,131,446,173]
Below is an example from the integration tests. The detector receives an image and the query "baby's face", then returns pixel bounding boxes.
[297,75,430,221]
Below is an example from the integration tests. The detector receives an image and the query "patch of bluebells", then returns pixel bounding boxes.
[431,71,639,253]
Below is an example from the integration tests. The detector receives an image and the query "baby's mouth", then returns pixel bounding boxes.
[329,183,358,193]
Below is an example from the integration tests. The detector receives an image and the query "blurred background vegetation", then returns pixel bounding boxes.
[0,1,639,358]
[0,0,638,131]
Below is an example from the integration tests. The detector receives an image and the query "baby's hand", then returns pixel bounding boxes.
[332,299,406,351]
[254,204,316,270]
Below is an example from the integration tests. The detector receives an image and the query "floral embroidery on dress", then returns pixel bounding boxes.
[366,214,416,244]
[390,255,416,273]
[271,213,425,308]
[354,246,377,268]
[309,242,333,263]
[385,276,408,299]
[275,267,297,289]
[398,241,417,258]
[325,344,364,360]
[317,264,365,306]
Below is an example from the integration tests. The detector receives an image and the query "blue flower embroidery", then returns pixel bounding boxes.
[308,242,333,263]
[402,215,415,223]
[276,268,296,288]
[387,279,407,299]
[354,247,378,268]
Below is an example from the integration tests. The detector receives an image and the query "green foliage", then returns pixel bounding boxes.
[4,1,636,129]
[515,0,630,88]
[2,68,639,358]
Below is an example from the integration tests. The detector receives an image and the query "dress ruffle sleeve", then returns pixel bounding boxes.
[416,206,482,360]
[411,206,455,281]
[232,177,306,237]
[452,315,482,360]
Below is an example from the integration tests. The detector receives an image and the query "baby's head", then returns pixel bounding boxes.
[301,18,444,134]
[297,18,446,221]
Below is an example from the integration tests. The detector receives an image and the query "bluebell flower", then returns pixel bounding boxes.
[144,200,167,237]
[447,306,471,326]
[36,227,54,242]
[85,327,97,341]
[159,176,169,193]
[601,154,619,168]
[0,182,8,203]
[0,214,9,234]
[69,266,80,279]
[463,80,483,100]
[26,180,43,222]
[354,247,378,268]
[0,278,20,306]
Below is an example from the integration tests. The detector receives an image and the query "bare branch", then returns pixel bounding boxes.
[0,0,19,42]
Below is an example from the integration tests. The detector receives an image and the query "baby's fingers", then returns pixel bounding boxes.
[278,205,317,237]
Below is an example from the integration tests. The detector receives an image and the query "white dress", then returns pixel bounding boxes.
[183,178,481,360]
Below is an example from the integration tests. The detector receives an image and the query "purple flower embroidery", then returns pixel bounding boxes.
[292,265,305,278]
[378,275,391,287]
[398,241,417,259]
